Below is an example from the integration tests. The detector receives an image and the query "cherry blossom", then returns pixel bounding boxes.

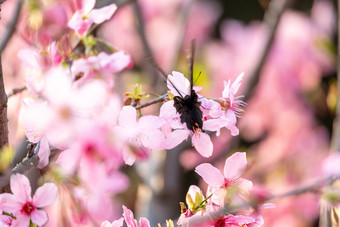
[195,152,252,205]
[0,174,57,226]
[71,51,131,87]
[68,0,117,36]
[122,206,150,227]
[118,106,165,164]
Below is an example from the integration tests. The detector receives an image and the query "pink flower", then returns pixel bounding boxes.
[101,218,124,227]
[0,213,14,226]
[68,0,117,36]
[163,72,214,157]
[0,174,58,226]
[122,206,150,227]
[71,51,131,87]
[204,72,245,136]
[322,152,340,176]
[195,152,252,205]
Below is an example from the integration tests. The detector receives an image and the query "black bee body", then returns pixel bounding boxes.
[150,40,203,132]
[173,90,203,132]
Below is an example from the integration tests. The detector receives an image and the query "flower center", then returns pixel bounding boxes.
[214,217,226,227]
[21,202,35,215]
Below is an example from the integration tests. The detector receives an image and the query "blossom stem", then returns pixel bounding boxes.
[134,93,169,110]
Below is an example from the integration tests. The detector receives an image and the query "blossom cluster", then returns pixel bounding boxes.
[1,0,335,225]
[0,0,250,225]
[101,152,271,227]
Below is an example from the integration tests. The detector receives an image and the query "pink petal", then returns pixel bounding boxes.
[195,163,224,187]
[37,137,51,169]
[160,100,177,118]
[30,209,48,226]
[139,116,163,129]
[123,149,136,166]
[230,72,244,94]
[192,132,213,157]
[141,129,165,150]
[33,183,58,208]
[12,214,30,227]
[18,49,42,69]
[81,0,95,14]
[55,148,82,174]
[225,214,255,225]
[223,152,247,180]
[10,174,32,202]
[235,178,253,194]
[222,80,231,98]
[119,106,137,128]
[87,194,114,221]
[101,218,124,227]
[122,206,138,227]
[164,130,189,150]
[102,51,131,73]
[139,218,150,227]
[167,71,190,97]
[0,193,20,213]
[89,4,117,24]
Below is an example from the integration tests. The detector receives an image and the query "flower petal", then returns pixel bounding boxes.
[33,183,58,208]
[223,152,247,180]
[31,209,48,226]
[37,137,51,169]
[195,163,224,187]
[192,132,213,157]
[139,217,150,227]
[164,130,189,150]
[0,193,20,213]
[10,174,31,202]
[141,129,165,150]
[101,218,124,227]
[12,214,30,227]
[230,72,244,95]
[119,106,137,128]
[89,4,117,24]
[122,205,138,227]
[167,71,190,97]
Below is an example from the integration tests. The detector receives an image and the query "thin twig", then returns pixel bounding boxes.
[132,0,161,87]
[0,0,24,54]
[134,93,168,110]
[7,86,26,98]
[243,0,290,101]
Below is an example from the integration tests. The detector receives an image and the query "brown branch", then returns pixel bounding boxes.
[0,56,8,148]
[0,0,24,54]
[134,93,168,110]
[243,0,291,101]
[132,0,162,87]
[7,86,26,98]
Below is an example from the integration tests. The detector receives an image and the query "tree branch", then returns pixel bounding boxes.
[7,86,26,98]
[0,56,8,148]
[243,0,290,101]
[134,93,168,109]
[179,175,337,226]
[0,0,24,55]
